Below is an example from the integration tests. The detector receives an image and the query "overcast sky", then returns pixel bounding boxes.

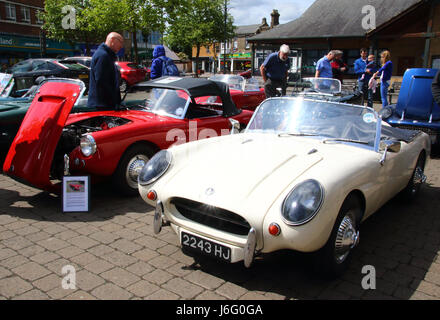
[229,0,315,26]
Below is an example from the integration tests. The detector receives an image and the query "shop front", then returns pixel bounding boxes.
[219,52,252,73]
[0,34,79,68]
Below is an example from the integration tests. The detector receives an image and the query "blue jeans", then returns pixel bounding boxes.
[381,81,390,107]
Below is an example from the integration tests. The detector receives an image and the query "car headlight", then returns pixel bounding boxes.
[138,150,172,186]
[379,107,393,120]
[281,180,324,226]
[80,135,97,157]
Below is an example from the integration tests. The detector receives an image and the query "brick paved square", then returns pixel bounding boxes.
[56,246,85,259]
[12,289,49,300]
[216,282,247,300]
[132,248,159,262]
[143,269,174,285]
[0,248,17,261]
[70,252,99,267]
[14,226,40,236]
[144,288,180,300]
[25,231,52,243]
[30,251,60,264]
[33,274,63,292]
[110,239,142,254]
[3,235,33,250]
[0,255,30,269]
[184,270,225,290]
[0,266,12,280]
[87,244,115,257]
[102,251,137,268]
[89,231,120,244]
[126,261,154,277]
[39,238,70,251]
[66,291,97,300]
[148,255,178,270]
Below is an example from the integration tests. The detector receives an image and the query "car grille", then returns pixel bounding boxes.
[393,124,438,136]
[170,198,251,236]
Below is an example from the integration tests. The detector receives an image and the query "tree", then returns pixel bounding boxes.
[164,0,235,75]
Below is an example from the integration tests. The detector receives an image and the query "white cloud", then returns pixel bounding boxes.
[229,0,315,26]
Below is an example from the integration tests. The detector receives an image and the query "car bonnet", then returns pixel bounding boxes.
[3,80,83,191]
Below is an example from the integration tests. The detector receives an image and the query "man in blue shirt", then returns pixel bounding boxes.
[315,51,336,78]
[260,44,291,98]
[354,48,368,99]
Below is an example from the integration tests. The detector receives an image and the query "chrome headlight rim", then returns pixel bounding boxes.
[138,150,172,186]
[281,179,324,226]
[80,134,97,157]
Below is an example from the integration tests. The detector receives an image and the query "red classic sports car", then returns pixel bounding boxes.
[209,75,266,111]
[3,77,253,195]
[116,61,149,91]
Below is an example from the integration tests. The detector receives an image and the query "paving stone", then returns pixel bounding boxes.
[25,231,52,243]
[132,248,159,262]
[75,270,106,291]
[410,291,437,300]
[425,271,440,286]
[0,255,30,269]
[0,266,12,280]
[166,263,195,278]
[148,255,178,270]
[68,236,100,250]
[0,248,17,261]
[66,291,97,300]
[195,291,227,300]
[12,262,51,281]
[126,261,154,277]
[127,280,160,298]
[143,269,174,285]
[56,246,85,259]
[134,235,167,250]
[84,260,115,275]
[144,288,180,300]
[47,287,72,299]
[157,244,180,256]
[87,244,115,256]
[101,267,141,288]
[45,258,78,275]
[0,230,16,241]
[18,244,46,257]
[39,238,70,251]
[2,235,33,250]
[44,224,69,235]
[162,278,204,299]
[75,225,101,236]
[411,280,440,297]
[14,226,40,236]
[102,251,137,268]
[33,274,63,292]
[239,292,272,300]
[91,283,133,300]
[54,230,81,241]
[0,277,33,299]
[89,231,120,244]
[184,270,225,290]
[100,223,124,233]
[216,282,247,300]
[110,239,142,254]
[12,289,49,300]
[30,251,60,264]
[70,252,99,267]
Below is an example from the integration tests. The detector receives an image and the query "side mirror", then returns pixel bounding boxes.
[229,118,241,135]
[379,140,401,165]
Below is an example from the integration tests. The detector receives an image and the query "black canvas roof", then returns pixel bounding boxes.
[132,77,241,117]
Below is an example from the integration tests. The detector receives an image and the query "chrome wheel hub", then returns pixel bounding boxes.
[126,155,149,189]
[334,215,359,264]
[412,167,427,194]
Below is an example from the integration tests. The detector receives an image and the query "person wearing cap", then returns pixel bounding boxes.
[260,44,291,98]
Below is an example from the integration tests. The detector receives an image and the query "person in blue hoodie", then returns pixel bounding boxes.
[150,45,167,79]
[87,32,124,108]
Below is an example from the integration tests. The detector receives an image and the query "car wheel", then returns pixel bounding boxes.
[315,195,361,278]
[401,153,426,200]
[113,145,155,196]
[120,79,127,92]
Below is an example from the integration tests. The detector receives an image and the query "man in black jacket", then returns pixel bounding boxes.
[433,69,440,105]
[87,32,124,108]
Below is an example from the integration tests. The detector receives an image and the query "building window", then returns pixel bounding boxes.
[5,3,17,21]
[21,6,30,23]
[245,40,250,49]
[36,10,43,24]
[123,31,130,39]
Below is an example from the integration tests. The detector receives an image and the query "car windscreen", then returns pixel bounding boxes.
[123,88,190,118]
[209,75,244,91]
[246,98,378,146]
[58,61,89,71]
[301,78,342,95]
[9,60,33,73]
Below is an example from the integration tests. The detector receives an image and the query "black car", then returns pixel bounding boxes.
[8,59,90,94]
[63,56,92,68]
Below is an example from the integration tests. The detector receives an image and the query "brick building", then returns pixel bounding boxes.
[0,0,78,67]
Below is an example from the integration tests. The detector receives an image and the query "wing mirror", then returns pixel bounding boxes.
[229,118,241,135]
[379,140,401,165]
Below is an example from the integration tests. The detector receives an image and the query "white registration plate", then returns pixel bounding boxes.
[181,232,231,262]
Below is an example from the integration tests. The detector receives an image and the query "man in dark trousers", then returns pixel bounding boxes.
[260,44,291,98]
[87,32,124,108]
[433,69,440,105]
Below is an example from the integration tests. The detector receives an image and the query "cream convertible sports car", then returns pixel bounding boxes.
[138,98,431,277]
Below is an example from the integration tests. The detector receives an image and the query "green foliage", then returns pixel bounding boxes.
[164,0,235,59]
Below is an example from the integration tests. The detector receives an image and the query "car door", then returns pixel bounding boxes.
[243,79,265,110]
